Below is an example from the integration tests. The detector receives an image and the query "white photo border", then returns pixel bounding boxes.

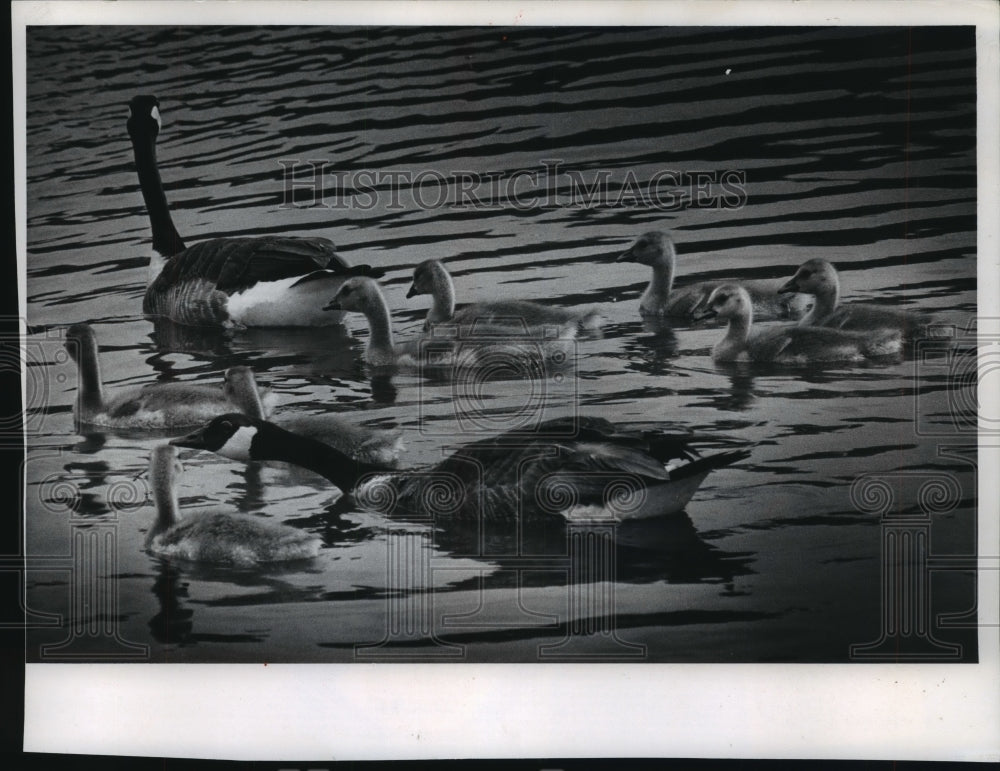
[14,0,1000,761]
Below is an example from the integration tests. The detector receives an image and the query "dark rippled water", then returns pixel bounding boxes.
[23,26,977,662]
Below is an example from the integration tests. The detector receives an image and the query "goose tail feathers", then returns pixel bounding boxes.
[342,263,386,279]
[357,432,407,467]
[289,263,386,289]
[670,448,751,480]
[575,307,604,331]
[860,329,904,358]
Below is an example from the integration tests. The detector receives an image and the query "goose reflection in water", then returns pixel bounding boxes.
[151,317,361,379]
[599,319,680,378]
[147,559,307,647]
[636,318,681,371]
[149,317,236,358]
[431,512,755,590]
[147,560,195,646]
[689,366,760,412]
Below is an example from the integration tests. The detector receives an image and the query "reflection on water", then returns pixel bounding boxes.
[23,25,978,662]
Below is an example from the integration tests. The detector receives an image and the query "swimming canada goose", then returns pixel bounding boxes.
[616,231,809,320]
[223,366,405,466]
[65,323,270,429]
[406,259,603,332]
[778,258,931,339]
[145,444,321,565]
[324,276,577,370]
[127,95,383,327]
[695,284,903,364]
[172,414,751,522]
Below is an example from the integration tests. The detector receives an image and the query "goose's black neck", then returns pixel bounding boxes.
[128,124,186,258]
[253,424,391,492]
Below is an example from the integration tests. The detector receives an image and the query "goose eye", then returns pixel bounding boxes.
[800,269,812,279]
[219,420,233,432]
[715,293,729,305]
[341,286,352,296]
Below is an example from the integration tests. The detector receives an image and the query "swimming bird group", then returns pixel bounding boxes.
[618,231,930,363]
[60,96,937,566]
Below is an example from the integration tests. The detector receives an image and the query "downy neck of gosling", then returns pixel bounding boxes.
[359,286,397,363]
[147,446,181,541]
[68,327,106,417]
[641,239,678,312]
[427,261,457,325]
[224,368,268,419]
[801,270,841,326]
[718,294,754,354]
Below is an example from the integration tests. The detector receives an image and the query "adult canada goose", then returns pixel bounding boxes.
[695,284,903,364]
[778,258,931,339]
[324,276,577,370]
[145,444,321,565]
[172,414,751,522]
[406,259,603,332]
[616,231,809,320]
[223,366,405,466]
[127,95,383,327]
[65,323,271,429]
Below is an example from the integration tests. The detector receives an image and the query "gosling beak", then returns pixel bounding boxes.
[170,425,212,450]
[691,306,717,322]
[615,247,636,263]
[777,276,799,295]
[405,283,418,299]
[323,296,343,312]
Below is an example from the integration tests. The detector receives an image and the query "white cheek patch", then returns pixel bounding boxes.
[217,425,258,461]
[151,104,161,130]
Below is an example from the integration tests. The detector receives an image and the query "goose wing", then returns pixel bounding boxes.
[748,327,799,361]
[394,439,671,521]
[822,303,928,337]
[148,237,341,294]
[102,382,231,427]
[666,284,714,316]
[451,416,700,462]
[452,300,575,327]
[151,511,320,565]
[402,418,710,520]
[754,325,879,362]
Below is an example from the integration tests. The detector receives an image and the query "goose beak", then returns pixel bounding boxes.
[692,306,717,322]
[777,277,799,295]
[615,247,636,263]
[405,283,418,299]
[323,296,342,312]
[170,425,211,450]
